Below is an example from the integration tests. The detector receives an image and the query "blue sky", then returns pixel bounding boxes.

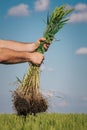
[0,0,87,113]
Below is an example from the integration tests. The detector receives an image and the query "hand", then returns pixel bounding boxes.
[43,43,50,51]
[29,52,44,66]
[31,37,50,52]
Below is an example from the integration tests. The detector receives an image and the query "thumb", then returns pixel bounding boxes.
[36,37,46,47]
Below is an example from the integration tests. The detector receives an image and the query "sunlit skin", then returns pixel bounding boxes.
[0,38,50,65]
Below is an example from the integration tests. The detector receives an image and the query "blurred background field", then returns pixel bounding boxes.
[0,113,87,130]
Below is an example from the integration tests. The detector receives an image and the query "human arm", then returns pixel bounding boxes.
[0,38,49,52]
[0,48,44,65]
[0,37,50,65]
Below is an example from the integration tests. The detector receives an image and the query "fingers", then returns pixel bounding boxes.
[39,37,46,42]
[41,56,44,64]
[43,43,50,51]
[38,37,51,51]
[39,54,44,66]
[36,37,51,52]
[36,55,44,67]
[30,52,44,66]
[35,37,46,49]
[38,38,46,45]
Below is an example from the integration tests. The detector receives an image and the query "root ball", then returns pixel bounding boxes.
[12,91,48,116]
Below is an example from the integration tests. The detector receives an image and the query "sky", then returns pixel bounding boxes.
[0,0,87,114]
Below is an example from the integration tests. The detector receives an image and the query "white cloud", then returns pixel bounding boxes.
[75,3,87,11]
[34,0,49,11]
[75,47,87,54]
[7,4,31,16]
[69,11,87,23]
[69,3,87,23]
[41,89,66,99]
[41,90,54,97]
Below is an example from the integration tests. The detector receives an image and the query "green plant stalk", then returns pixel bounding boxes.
[17,64,40,95]
[17,5,73,96]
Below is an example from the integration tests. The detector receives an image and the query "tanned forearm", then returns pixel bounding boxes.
[0,48,44,65]
[0,39,35,52]
[0,48,30,64]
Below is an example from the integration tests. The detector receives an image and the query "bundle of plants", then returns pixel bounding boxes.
[12,5,73,116]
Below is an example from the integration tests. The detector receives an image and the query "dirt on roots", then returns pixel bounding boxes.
[12,91,48,116]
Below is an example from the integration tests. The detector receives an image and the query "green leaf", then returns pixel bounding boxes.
[47,12,50,25]
[16,76,22,83]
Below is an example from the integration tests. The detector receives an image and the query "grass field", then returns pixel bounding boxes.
[0,113,87,130]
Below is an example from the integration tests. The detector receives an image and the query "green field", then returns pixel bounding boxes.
[0,113,87,130]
